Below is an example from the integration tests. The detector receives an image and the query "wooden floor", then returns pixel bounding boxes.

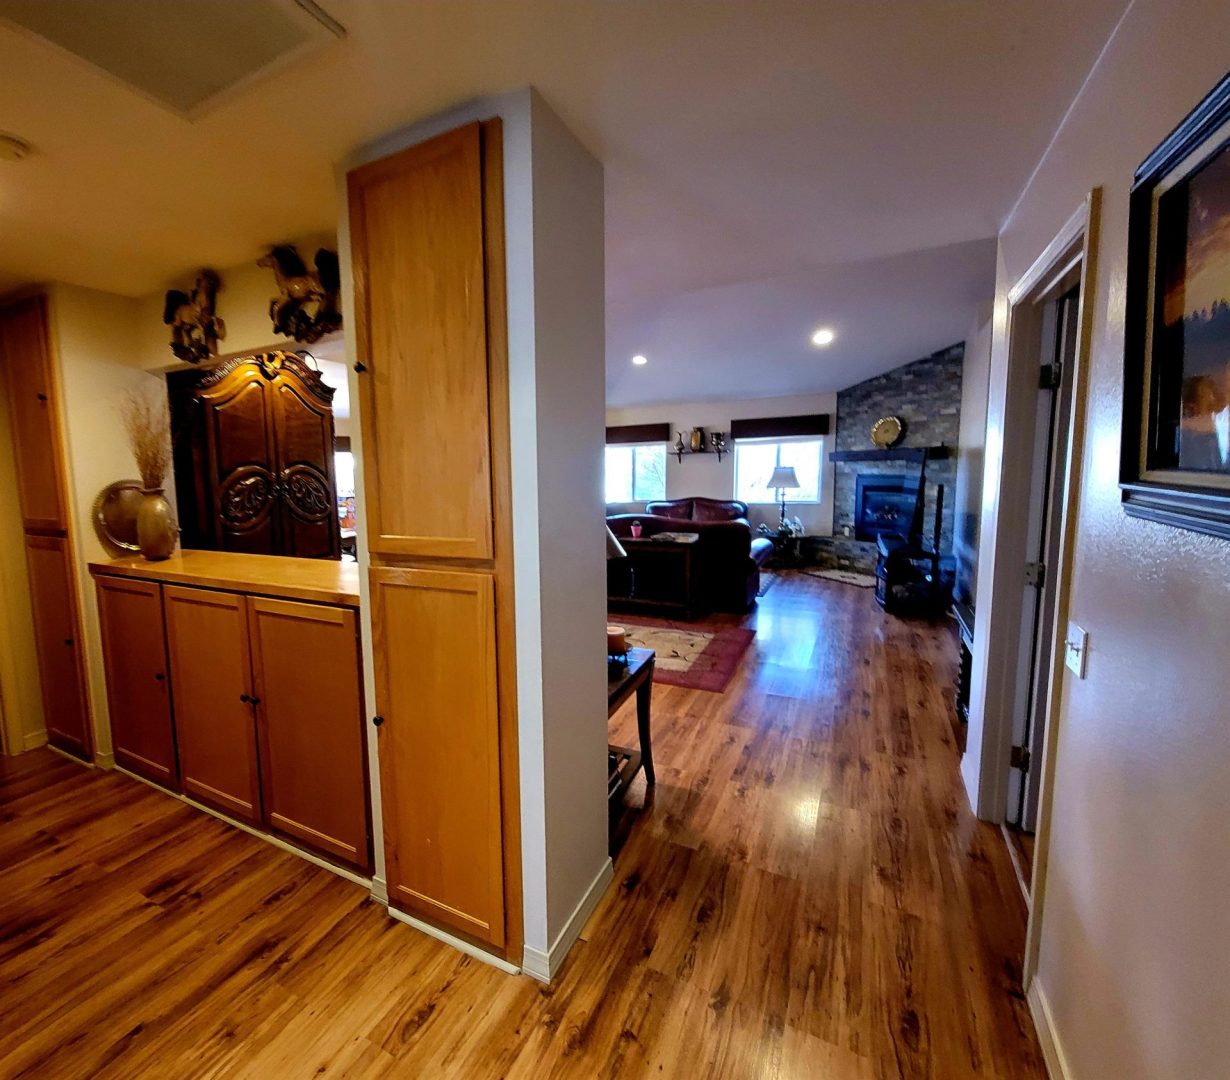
[0,573,1044,1079]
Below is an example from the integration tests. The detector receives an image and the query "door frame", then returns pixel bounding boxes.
[965,190,1101,988]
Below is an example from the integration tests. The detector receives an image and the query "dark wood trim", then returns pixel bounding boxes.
[481,117,523,965]
[606,422,670,445]
[194,352,336,403]
[730,413,830,440]
[830,445,952,463]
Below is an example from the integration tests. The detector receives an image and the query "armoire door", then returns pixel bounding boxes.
[163,585,262,823]
[348,121,495,560]
[247,597,369,869]
[0,295,67,532]
[95,577,177,789]
[197,365,280,555]
[23,534,90,758]
[270,370,341,559]
[370,566,505,947]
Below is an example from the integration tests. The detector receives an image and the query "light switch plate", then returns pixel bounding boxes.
[1064,623,1088,679]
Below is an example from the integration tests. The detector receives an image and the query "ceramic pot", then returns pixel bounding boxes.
[137,488,178,561]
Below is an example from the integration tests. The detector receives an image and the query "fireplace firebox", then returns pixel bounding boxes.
[854,474,919,543]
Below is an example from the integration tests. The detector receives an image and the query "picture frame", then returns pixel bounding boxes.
[1121,72,1230,541]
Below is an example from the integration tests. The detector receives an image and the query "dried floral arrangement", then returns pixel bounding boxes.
[120,388,171,490]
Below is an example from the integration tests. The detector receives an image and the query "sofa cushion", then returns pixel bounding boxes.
[645,499,693,520]
[692,498,748,522]
[749,537,774,567]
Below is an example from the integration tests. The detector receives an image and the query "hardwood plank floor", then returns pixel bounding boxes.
[0,572,1045,1078]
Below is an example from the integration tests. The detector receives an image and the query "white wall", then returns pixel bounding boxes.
[970,2,1230,1074]
[605,392,837,534]
[48,283,169,761]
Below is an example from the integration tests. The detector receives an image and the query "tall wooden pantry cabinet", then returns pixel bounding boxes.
[348,120,520,955]
[0,295,91,758]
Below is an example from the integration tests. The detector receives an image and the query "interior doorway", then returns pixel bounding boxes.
[1004,284,1081,883]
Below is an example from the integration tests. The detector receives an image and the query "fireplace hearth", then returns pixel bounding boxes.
[855,475,919,543]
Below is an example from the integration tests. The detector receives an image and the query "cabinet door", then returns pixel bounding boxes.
[348,122,495,560]
[270,372,340,560]
[370,566,504,946]
[0,296,67,532]
[248,597,369,869]
[163,586,262,823]
[199,366,280,555]
[95,577,176,788]
[24,534,90,757]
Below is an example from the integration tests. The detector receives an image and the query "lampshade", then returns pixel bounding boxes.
[767,465,799,491]
[606,525,628,560]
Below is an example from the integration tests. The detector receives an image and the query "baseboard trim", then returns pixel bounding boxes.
[383,904,520,976]
[370,875,389,904]
[114,765,373,891]
[522,857,614,983]
[22,728,47,751]
[1028,976,1071,1080]
[94,750,116,769]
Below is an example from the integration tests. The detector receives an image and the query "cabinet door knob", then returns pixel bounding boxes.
[36,392,48,402]
[154,672,165,682]
[239,693,251,703]
[353,360,367,374]
[63,638,73,647]
[250,696,261,706]
[372,715,385,728]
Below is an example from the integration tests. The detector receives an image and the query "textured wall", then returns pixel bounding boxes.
[832,344,964,555]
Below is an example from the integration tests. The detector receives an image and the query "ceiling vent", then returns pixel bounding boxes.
[0,0,344,118]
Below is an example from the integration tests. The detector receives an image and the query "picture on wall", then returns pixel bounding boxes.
[1122,72,1230,540]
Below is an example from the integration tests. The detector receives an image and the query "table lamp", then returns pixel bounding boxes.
[767,465,799,530]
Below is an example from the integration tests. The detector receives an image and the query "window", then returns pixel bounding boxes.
[334,449,356,530]
[605,443,666,503]
[735,438,822,504]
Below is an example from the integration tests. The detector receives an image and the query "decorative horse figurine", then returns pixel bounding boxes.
[163,270,225,364]
[258,245,343,344]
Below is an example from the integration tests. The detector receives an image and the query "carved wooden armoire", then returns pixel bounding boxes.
[169,352,341,559]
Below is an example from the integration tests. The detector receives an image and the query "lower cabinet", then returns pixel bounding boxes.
[370,566,505,947]
[95,576,176,788]
[248,597,369,867]
[163,585,264,824]
[25,534,91,759]
[94,574,372,873]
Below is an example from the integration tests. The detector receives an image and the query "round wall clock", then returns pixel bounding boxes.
[870,415,905,448]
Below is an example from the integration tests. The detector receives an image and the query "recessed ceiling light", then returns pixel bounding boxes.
[811,328,835,347]
[632,354,648,366]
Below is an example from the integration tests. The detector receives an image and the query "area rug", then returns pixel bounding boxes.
[617,619,755,692]
[804,567,877,588]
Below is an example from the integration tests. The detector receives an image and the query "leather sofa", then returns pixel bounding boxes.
[607,498,773,615]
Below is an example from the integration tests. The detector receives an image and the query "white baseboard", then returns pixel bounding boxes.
[522,858,614,983]
[1028,976,1071,1080]
[94,750,116,769]
[114,764,373,891]
[383,904,520,976]
[22,728,47,751]
[369,875,389,903]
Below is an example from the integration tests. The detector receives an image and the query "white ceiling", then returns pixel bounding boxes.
[0,0,1129,402]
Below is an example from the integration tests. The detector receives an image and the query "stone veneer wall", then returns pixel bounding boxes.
[809,343,963,573]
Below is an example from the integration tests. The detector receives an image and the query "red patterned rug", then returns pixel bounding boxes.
[614,617,755,692]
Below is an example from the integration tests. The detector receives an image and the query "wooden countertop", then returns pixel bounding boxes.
[89,550,360,608]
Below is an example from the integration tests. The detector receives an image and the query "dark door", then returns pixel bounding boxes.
[272,374,341,558]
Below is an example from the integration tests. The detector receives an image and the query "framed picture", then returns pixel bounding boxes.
[1121,72,1230,540]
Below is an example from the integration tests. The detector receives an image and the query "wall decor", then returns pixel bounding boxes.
[1121,72,1230,540]
[870,415,905,448]
[163,269,225,364]
[258,244,343,344]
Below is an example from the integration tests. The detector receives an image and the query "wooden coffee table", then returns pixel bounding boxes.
[607,647,655,807]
